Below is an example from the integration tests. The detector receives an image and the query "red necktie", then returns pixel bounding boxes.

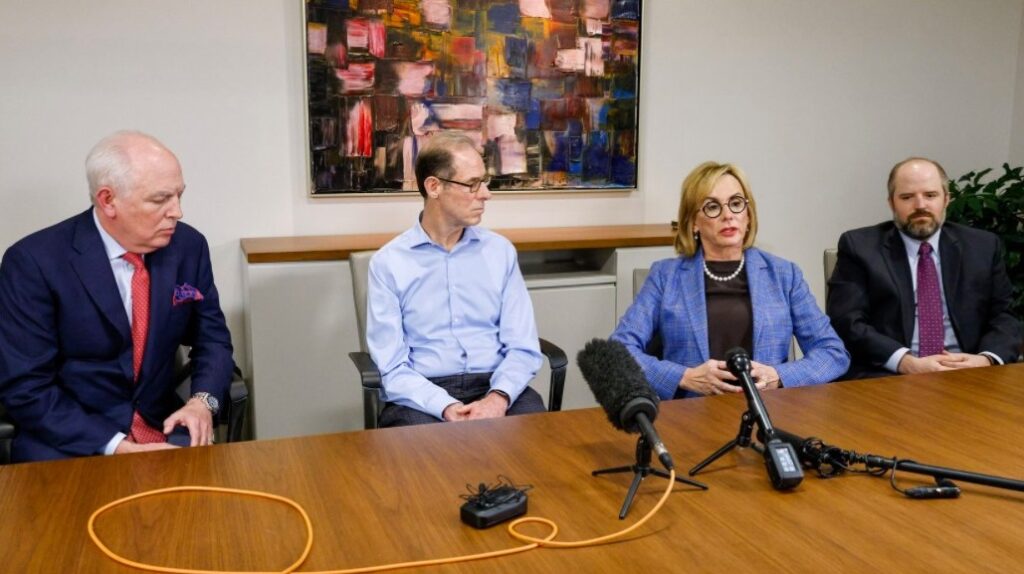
[916,242,944,357]
[123,253,165,444]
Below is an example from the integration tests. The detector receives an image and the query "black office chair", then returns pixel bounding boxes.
[174,347,250,444]
[347,250,568,430]
[0,350,249,464]
[0,404,13,465]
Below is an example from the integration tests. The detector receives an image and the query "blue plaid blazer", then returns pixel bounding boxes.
[611,247,849,399]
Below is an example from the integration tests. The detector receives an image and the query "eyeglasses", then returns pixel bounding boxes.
[436,175,491,194]
[701,196,748,218]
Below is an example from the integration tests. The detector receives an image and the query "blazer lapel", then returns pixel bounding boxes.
[137,243,178,390]
[882,227,916,343]
[69,212,131,345]
[681,252,710,362]
[938,227,962,322]
[745,249,769,362]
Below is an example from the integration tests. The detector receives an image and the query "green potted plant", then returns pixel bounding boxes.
[946,164,1024,321]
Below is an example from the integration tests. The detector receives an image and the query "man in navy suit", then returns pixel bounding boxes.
[827,157,1021,379]
[0,131,234,462]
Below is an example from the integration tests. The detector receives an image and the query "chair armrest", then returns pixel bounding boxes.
[0,407,15,465]
[225,369,248,443]
[348,352,383,390]
[175,358,249,442]
[539,338,567,412]
[539,338,568,371]
[349,352,383,429]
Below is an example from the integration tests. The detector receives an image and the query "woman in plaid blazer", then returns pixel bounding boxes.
[611,162,849,400]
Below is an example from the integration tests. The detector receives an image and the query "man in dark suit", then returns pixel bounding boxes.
[827,157,1021,379]
[0,131,234,462]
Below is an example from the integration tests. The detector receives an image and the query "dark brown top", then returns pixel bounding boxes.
[704,259,753,361]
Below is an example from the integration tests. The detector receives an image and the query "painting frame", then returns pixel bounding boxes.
[303,0,643,197]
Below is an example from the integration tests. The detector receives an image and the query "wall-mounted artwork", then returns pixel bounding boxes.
[305,0,642,195]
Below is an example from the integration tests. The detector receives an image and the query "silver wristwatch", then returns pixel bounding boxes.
[191,392,220,415]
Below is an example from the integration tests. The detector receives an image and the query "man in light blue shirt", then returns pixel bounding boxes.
[366,132,545,426]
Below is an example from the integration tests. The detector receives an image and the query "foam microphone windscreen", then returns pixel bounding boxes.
[577,338,660,433]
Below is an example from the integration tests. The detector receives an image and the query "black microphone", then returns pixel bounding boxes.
[725,347,776,439]
[577,338,674,471]
[725,347,803,490]
[758,427,848,477]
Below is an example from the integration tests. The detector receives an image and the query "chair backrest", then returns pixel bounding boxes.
[633,268,649,299]
[350,251,375,353]
[823,248,838,302]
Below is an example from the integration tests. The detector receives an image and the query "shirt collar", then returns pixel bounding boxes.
[410,212,481,249]
[91,207,131,262]
[897,226,942,259]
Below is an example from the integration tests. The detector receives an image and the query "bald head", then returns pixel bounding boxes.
[887,157,948,200]
[86,131,180,202]
[88,131,185,254]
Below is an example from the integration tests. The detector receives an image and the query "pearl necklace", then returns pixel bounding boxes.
[703,254,745,282]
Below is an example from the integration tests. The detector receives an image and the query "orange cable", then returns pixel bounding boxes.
[88,470,680,574]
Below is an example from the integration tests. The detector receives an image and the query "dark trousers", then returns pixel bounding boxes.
[378,372,545,428]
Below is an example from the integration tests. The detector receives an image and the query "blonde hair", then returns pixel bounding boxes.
[674,161,759,257]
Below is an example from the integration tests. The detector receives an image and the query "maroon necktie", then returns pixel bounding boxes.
[123,253,165,444]
[916,242,944,357]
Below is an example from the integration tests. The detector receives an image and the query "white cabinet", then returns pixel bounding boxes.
[528,278,617,411]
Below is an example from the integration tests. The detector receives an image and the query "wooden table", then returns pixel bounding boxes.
[3,366,1024,572]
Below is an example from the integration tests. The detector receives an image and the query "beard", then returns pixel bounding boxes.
[895,210,942,240]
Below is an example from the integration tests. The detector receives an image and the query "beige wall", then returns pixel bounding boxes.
[2,0,1023,371]
[1011,4,1024,165]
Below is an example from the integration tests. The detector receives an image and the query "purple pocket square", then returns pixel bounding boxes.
[172,283,205,306]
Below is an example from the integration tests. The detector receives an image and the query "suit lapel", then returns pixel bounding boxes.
[69,211,131,345]
[938,226,962,318]
[745,249,769,361]
[137,243,178,391]
[681,253,710,362]
[882,227,916,343]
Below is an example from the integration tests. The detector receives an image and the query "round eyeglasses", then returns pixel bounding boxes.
[701,196,748,218]
[436,175,491,194]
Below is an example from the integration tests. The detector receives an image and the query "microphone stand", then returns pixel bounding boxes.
[592,435,708,519]
[688,410,761,476]
[780,429,1024,495]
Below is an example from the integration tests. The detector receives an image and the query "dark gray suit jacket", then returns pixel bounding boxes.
[827,221,1021,379]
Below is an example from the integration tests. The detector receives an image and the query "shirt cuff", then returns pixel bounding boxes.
[423,391,461,421]
[980,351,1003,366]
[884,348,911,373]
[104,432,127,455]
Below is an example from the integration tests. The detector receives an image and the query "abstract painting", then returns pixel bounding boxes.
[305,0,642,195]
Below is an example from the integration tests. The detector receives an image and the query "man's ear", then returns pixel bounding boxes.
[95,187,117,218]
[425,176,441,199]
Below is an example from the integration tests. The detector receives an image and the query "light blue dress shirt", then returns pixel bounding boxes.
[884,229,1001,371]
[92,208,141,454]
[366,219,542,420]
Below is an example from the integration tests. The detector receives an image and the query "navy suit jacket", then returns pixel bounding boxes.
[0,209,234,462]
[611,248,850,400]
[827,221,1021,379]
